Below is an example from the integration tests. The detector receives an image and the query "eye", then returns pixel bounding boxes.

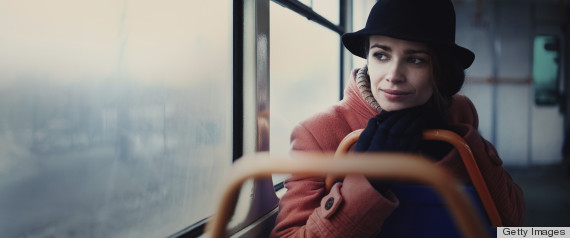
[373,52,389,61]
[407,56,427,64]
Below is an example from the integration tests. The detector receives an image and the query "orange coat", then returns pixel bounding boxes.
[270,69,525,237]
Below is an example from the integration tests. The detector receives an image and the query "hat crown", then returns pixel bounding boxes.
[364,0,456,45]
[342,0,475,69]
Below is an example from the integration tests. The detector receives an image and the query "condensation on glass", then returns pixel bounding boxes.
[269,2,340,162]
[0,1,232,237]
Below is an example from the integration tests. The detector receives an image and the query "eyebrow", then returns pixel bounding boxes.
[370,43,430,55]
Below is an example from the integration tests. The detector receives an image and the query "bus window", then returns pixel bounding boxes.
[295,0,340,25]
[351,0,377,68]
[533,35,561,105]
[269,1,340,168]
[0,0,232,237]
[269,0,375,186]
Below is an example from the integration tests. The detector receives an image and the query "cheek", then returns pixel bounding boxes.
[415,77,434,103]
[419,87,434,103]
[368,70,386,107]
[368,71,382,94]
[367,66,382,86]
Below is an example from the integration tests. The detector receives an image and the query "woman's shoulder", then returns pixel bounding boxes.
[445,94,479,128]
[291,104,359,152]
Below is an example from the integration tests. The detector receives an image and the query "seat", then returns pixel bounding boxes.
[205,151,492,238]
[325,129,501,237]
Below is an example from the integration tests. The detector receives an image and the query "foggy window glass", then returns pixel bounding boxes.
[298,0,312,7]
[295,0,340,25]
[533,35,561,105]
[0,1,232,237]
[351,0,376,68]
[312,0,340,25]
[270,2,340,166]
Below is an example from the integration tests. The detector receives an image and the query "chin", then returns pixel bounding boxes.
[380,105,405,112]
[379,103,416,112]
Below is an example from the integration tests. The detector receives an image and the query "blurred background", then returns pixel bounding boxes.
[0,0,568,237]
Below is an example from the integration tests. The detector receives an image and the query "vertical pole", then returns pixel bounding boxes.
[243,0,270,154]
[340,0,353,100]
[233,0,244,161]
[490,1,499,146]
[236,0,278,236]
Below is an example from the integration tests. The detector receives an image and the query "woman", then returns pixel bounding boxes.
[270,0,525,237]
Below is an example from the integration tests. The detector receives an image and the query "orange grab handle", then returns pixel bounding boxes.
[204,153,490,238]
[324,129,503,227]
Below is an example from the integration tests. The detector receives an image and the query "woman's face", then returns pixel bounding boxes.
[367,35,434,112]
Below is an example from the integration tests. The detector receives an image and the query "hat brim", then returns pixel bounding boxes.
[454,45,475,69]
[342,31,475,69]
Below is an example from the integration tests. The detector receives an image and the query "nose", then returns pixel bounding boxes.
[384,62,404,83]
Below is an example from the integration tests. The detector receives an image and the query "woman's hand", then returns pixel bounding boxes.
[354,105,448,194]
[355,105,444,153]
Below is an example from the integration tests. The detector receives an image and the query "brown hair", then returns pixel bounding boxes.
[429,45,466,114]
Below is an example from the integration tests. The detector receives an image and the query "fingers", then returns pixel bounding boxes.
[355,105,446,153]
[379,106,424,136]
[354,116,380,151]
[378,109,407,132]
[393,108,424,135]
[404,108,434,135]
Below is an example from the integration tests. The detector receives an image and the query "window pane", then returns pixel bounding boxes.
[289,0,339,25]
[0,1,232,237]
[270,2,340,161]
[312,0,340,25]
[533,35,561,105]
[298,0,312,7]
[351,0,376,69]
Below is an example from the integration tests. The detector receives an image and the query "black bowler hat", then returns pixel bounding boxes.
[342,0,475,69]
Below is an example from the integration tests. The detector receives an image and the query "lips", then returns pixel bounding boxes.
[380,89,412,100]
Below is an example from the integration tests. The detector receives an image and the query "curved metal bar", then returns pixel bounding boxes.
[204,152,489,238]
[325,129,502,227]
[422,129,502,227]
[324,129,363,189]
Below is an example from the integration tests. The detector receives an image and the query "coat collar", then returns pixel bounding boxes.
[341,67,380,120]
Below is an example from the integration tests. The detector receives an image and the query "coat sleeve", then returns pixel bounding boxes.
[270,124,399,238]
[440,96,525,226]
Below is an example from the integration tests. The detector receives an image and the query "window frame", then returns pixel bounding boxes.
[174,0,352,237]
[272,0,350,100]
[268,0,350,189]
